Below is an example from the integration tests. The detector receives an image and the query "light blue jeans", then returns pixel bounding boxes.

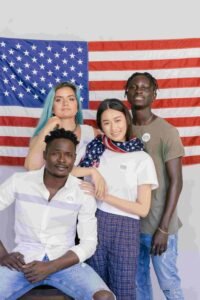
[136,233,184,300]
[0,260,112,300]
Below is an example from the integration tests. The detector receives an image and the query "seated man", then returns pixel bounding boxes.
[0,128,114,300]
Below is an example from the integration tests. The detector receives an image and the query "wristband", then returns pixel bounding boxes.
[158,227,168,235]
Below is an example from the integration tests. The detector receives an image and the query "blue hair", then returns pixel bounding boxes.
[33,82,83,137]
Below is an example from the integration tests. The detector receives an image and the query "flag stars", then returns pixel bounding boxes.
[40,64,45,70]
[18,80,23,86]
[48,82,53,88]
[25,75,30,80]
[77,47,83,53]
[55,64,60,70]
[40,88,46,94]
[55,52,60,58]
[16,43,21,49]
[62,71,68,77]
[47,45,52,51]
[55,77,61,83]
[78,72,83,77]
[18,92,24,98]
[33,82,38,87]
[70,78,76,84]
[11,86,16,91]
[33,94,39,99]
[32,57,37,63]
[3,79,9,84]
[31,44,37,50]
[16,56,22,61]
[24,50,29,56]
[70,53,75,59]
[62,59,68,64]
[9,61,15,68]
[78,59,83,65]
[26,87,31,93]
[1,54,7,60]
[4,91,9,96]
[40,76,45,82]
[47,58,52,63]
[32,69,38,75]
[62,46,67,52]
[70,65,75,71]
[9,49,14,55]
[17,68,22,74]
[24,63,30,68]
[3,66,8,72]
[10,74,16,79]
[47,70,53,76]
[79,84,83,90]
[39,51,45,57]
[1,41,6,47]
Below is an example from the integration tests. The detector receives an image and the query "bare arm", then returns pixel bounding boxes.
[151,157,183,255]
[102,184,152,217]
[24,117,61,170]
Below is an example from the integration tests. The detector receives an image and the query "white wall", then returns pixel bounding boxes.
[0,0,199,299]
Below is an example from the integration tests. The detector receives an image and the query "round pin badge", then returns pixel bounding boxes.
[142,133,151,142]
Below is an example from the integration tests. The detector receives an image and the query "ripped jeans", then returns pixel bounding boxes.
[136,233,184,300]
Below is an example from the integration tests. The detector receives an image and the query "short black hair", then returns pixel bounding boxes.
[44,128,79,148]
[124,72,159,96]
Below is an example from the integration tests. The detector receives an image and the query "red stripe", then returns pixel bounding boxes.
[89,78,200,91]
[89,38,200,51]
[0,156,25,166]
[89,58,200,71]
[89,99,200,110]
[0,117,38,127]
[166,117,200,127]
[0,155,199,167]
[182,156,200,165]
[181,136,200,146]
[0,136,30,147]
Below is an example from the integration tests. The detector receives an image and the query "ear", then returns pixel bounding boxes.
[43,150,47,161]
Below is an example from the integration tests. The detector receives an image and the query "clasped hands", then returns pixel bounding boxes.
[0,252,53,283]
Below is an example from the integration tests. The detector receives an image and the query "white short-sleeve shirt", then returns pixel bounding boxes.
[97,150,158,219]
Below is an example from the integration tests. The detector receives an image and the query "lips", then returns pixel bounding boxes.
[55,165,68,171]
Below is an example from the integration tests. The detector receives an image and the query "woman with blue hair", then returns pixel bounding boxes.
[25,82,99,170]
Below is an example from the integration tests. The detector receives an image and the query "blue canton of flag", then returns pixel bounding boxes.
[0,37,89,109]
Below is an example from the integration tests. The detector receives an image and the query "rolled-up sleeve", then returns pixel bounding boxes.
[69,193,97,262]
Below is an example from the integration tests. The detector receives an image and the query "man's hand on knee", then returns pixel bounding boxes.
[0,252,25,271]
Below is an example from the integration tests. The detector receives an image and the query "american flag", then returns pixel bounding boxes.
[0,37,200,166]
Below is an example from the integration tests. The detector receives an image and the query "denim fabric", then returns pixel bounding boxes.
[136,233,184,300]
[0,260,111,300]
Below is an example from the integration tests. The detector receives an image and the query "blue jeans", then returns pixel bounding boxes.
[0,260,112,300]
[136,233,184,300]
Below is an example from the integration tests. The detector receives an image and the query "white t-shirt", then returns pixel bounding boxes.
[97,149,158,219]
[75,125,95,166]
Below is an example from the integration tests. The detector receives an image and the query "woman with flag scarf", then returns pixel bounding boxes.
[79,98,158,300]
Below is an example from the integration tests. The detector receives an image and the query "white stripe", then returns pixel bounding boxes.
[184,146,200,156]
[1,145,199,159]
[89,87,200,101]
[0,106,42,117]
[152,107,200,118]
[0,146,28,157]
[83,109,200,121]
[89,68,200,81]
[0,127,34,137]
[89,48,200,61]
[177,126,200,137]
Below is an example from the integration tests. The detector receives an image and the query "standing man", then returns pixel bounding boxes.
[125,72,185,300]
[0,128,114,300]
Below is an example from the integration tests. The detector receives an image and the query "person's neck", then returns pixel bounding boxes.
[60,118,78,132]
[131,108,155,126]
[44,171,68,195]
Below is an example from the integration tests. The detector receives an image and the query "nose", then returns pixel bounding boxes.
[58,152,65,162]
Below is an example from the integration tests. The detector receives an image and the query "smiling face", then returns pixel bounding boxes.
[53,87,78,119]
[127,75,156,110]
[43,138,76,178]
[101,108,127,142]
